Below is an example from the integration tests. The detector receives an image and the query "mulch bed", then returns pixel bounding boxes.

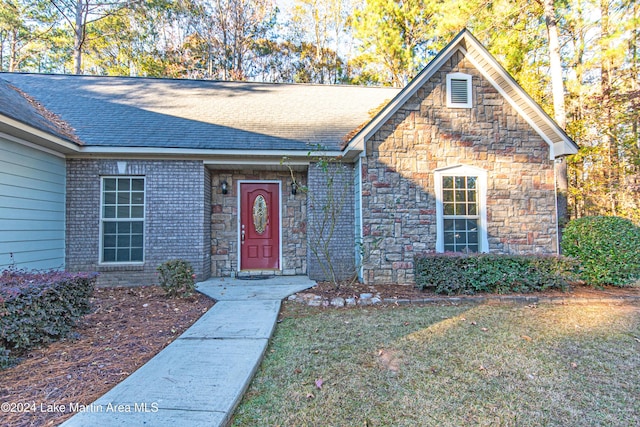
[0,286,214,427]
[1,281,639,427]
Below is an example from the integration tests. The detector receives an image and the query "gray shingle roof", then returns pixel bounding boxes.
[0,73,400,151]
[0,78,80,143]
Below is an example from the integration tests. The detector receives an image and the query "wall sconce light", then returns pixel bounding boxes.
[221,180,228,194]
[291,181,297,195]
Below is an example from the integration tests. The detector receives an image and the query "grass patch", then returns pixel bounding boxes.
[232,302,640,426]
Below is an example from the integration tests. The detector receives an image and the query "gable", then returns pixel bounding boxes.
[347,29,578,159]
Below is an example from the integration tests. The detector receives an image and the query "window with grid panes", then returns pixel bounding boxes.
[101,177,145,262]
[442,175,479,253]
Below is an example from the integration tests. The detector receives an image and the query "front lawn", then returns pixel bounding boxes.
[232,301,640,426]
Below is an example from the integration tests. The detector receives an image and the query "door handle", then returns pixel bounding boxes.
[241,224,245,244]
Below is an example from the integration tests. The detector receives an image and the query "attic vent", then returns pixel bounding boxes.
[450,79,469,104]
[446,73,473,108]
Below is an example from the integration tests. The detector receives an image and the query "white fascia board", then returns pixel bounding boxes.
[0,114,80,154]
[343,40,463,156]
[461,35,577,159]
[553,140,579,157]
[70,146,345,160]
[0,131,66,158]
[205,158,309,167]
[350,134,366,153]
[463,52,556,159]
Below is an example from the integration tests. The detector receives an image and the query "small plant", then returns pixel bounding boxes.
[561,216,640,286]
[157,260,196,298]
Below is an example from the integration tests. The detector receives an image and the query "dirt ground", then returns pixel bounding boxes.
[1,281,639,427]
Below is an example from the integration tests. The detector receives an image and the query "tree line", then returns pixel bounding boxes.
[1,0,638,223]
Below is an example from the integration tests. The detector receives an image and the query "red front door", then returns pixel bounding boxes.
[240,182,280,270]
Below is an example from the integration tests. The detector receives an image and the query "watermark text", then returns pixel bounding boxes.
[1,401,159,414]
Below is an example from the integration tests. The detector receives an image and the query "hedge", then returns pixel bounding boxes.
[0,269,97,368]
[414,253,577,295]
[561,216,640,286]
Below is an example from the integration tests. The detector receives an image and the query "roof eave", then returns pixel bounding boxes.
[0,114,80,154]
[553,140,579,157]
[68,146,347,161]
[458,30,579,159]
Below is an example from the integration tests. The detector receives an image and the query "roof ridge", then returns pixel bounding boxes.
[0,71,402,90]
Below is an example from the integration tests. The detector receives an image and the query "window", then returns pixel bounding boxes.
[101,177,145,263]
[446,73,473,108]
[435,165,488,253]
[442,176,479,252]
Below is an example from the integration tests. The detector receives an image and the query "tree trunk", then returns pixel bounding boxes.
[544,0,566,128]
[9,29,18,72]
[207,40,213,78]
[73,0,85,74]
[543,0,569,237]
[633,1,639,154]
[600,0,618,214]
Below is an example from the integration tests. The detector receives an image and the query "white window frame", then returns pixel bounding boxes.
[446,72,473,108]
[434,165,488,253]
[100,176,145,264]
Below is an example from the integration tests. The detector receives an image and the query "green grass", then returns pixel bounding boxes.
[232,301,640,427]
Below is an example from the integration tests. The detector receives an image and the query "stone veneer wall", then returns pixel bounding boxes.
[210,169,307,277]
[306,162,355,281]
[361,50,559,285]
[66,159,211,286]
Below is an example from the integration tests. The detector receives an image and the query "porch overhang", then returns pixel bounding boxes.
[66,146,362,165]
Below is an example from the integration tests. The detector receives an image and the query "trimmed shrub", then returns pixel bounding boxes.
[0,270,97,368]
[414,253,576,295]
[157,259,196,298]
[561,216,640,286]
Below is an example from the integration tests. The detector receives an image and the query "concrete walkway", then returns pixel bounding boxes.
[60,276,315,427]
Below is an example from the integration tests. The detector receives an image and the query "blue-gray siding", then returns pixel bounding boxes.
[0,137,65,270]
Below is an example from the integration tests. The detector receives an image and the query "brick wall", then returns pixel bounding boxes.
[361,50,559,285]
[66,159,211,286]
[306,162,356,281]
[210,169,307,277]
[202,167,212,279]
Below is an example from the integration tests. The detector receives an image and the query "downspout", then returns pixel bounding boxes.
[355,155,364,281]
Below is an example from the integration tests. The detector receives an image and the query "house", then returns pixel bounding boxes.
[0,30,578,286]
